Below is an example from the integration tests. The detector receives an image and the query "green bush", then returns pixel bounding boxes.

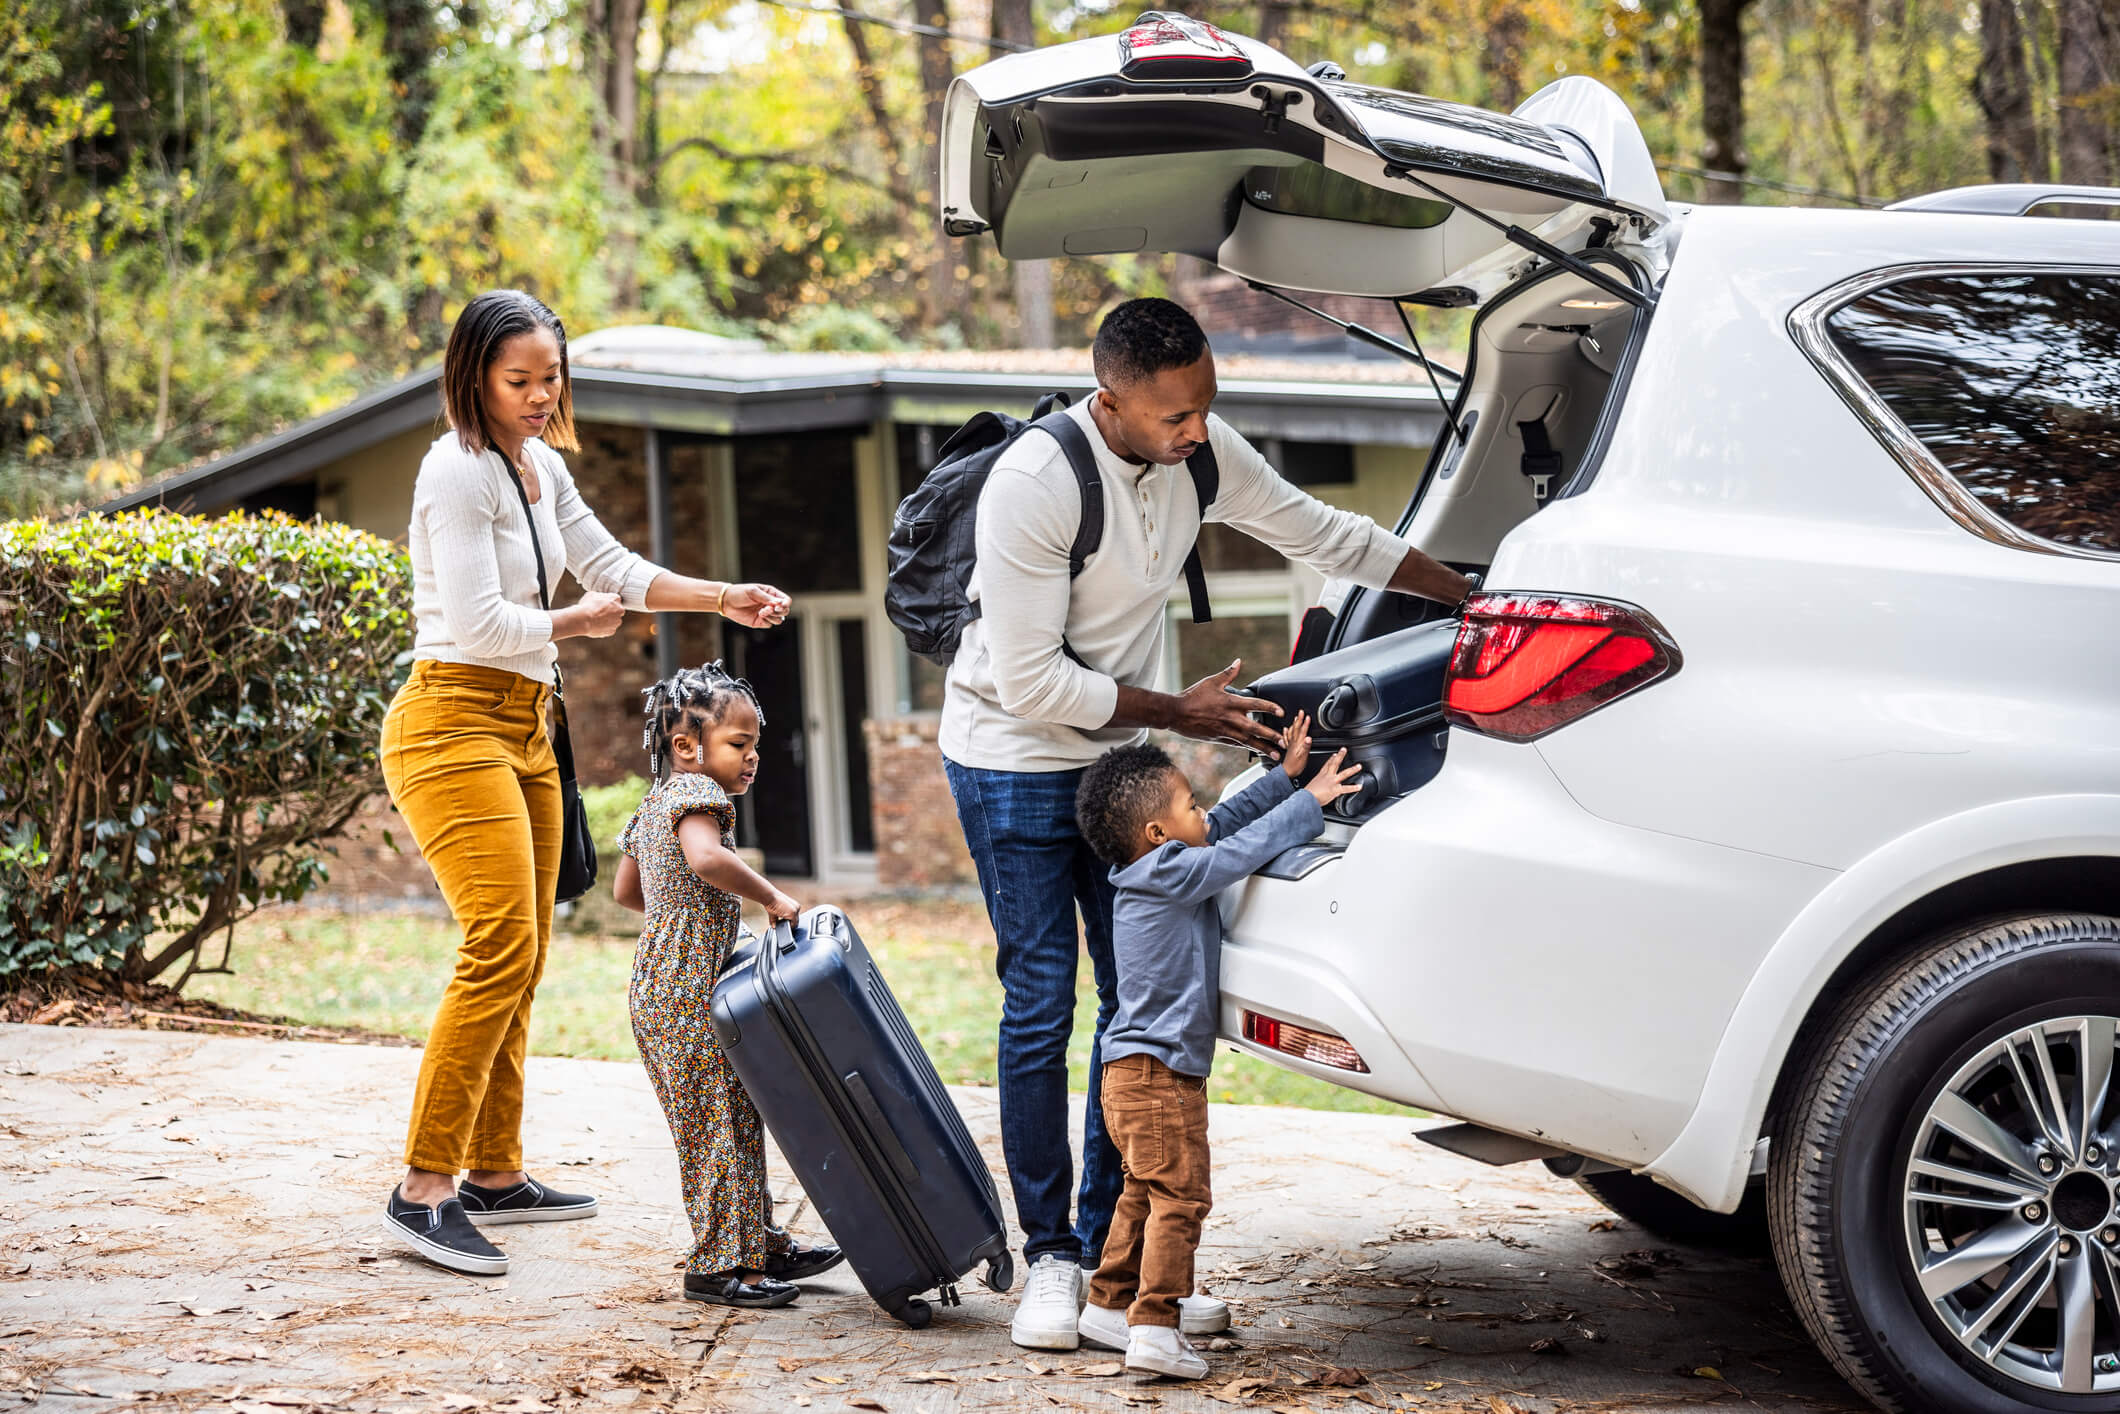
[0,510,411,982]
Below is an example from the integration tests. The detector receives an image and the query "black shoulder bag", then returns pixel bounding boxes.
[500,454,599,904]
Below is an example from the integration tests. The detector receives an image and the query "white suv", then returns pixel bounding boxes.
[942,15,2120,1412]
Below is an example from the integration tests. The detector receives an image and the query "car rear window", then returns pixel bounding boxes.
[1825,271,2120,553]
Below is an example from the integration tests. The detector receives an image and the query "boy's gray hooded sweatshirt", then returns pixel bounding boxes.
[1101,771,1324,1078]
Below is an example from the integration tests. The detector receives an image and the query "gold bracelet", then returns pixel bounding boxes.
[711,583,728,615]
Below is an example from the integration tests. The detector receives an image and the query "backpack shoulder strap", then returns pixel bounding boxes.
[1035,409,1104,579]
[1179,439,1218,625]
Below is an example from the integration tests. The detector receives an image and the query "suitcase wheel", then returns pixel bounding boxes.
[982,1251,1014,1294]
[894,1298,932,1329]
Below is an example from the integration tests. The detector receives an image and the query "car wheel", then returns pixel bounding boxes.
[1570,1168,1769,1250]
[1769,912,2120,1413]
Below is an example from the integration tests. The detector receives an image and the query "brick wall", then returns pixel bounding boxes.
[865,714,977,889]
[1171,255,1405,351]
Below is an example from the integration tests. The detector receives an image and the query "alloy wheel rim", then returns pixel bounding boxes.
[1903,1014,2120,1393]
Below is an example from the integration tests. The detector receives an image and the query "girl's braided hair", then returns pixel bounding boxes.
[640,660,765,782]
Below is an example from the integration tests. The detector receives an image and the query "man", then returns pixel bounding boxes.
[940,298,1472,1350]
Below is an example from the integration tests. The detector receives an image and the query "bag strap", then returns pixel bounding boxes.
[1035,410,1104,580]
[498,452,581,785]
[1180,441,1217,626]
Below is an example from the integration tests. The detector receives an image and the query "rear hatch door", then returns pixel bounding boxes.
[940,11,1667,303]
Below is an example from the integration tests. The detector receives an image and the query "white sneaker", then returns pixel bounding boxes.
[1179,1292,1230,1335]
[1011,1255,1085,1350]
[1077,1301,1129,1352]
[1124,1323,1208,1380]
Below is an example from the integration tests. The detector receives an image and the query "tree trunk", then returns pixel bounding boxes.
[915,0,958,330]
[2056,0,2118,184]
[991,0,1053,347]
[1484,4,1528,112]
[1258,0,1291,53]
[1976,0,2041,182]
[583,0,645,307]
[376,0,438,148]
[282,0,326,48]
[1698,0,1757,203]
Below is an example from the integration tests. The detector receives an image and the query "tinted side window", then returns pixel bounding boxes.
[1826,272,2120,552]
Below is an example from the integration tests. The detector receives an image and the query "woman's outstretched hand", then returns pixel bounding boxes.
[722,583,791,628]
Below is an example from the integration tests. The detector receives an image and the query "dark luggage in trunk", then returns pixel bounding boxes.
[1244,619,1459,820]
[711,906,1014,1327]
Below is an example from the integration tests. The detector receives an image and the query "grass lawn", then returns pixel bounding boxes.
[190,899,1410,1115]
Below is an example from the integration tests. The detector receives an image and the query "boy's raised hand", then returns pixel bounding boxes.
[1281,710,1314,779]
[1302,748,1363,809]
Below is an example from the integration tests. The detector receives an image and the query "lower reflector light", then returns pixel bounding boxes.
[1242,1010,1370,1073]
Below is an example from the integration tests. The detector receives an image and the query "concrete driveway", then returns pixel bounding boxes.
[1,1024,1864,1413]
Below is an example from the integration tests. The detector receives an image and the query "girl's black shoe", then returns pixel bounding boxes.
[683,1271,800,1308]
[763,1242,845,1281]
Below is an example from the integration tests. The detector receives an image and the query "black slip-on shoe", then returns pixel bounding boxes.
[456,1175,598,1225]
[762,1242,845,1282]
[682,1271,800,1308]
[384,1188,508,1276]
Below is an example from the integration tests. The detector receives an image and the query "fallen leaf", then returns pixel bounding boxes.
[810,1374,847,1385]
[1073,1362,1123,1377]
[1485,1399,1525,1414]
[777,1358,807,1373]
[1693,1366,1725,1382]
[1113,1393,1159,1407]
[611,1364,667,1385]
[1319,1369,1365,1388]
[1024,1359,1051,1375]
[902,1372,956,1384]
[791,1401,810,1410]
[1216,1377,1266,1399]
[849,1400,887,1412]
[1587,1218,1618,1232]
[1206,1337,1241,1352]
[1529,1337,1566,1356]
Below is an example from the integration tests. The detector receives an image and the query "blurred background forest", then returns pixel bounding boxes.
[5,0,2117,515]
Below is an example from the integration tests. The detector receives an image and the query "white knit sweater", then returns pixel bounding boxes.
[407,431,665,681]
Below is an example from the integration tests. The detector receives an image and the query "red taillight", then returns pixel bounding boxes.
[1443,592,1680,742]
[1118,11,1254,81]
[1242,1010,1370,1073]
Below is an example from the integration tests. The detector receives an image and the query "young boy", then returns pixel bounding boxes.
[1072,712,1361,1378]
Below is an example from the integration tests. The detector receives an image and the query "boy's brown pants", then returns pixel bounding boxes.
[1087,1053,1213,1329]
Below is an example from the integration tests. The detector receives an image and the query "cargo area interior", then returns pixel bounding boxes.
[1248,262,1648,839]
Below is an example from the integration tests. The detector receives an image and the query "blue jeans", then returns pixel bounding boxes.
[944,757,1124,1267]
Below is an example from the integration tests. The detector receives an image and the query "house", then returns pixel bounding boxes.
[103,327,1447,892]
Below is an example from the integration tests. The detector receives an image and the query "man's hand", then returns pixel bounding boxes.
[1281,710,1315,779]
[1303,748,1363,809]
[1169,661,1284,755]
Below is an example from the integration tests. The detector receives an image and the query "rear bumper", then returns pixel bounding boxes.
[1214,735,1836,1172]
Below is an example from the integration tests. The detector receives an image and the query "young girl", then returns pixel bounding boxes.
[614,661,844,1308]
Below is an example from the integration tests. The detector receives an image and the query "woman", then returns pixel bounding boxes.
[380,289,790,1276]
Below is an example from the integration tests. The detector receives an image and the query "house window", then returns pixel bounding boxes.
[1826,271,2120,553]
[734,433,862,591]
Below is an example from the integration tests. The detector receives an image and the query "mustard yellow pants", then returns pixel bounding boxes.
[380,660,560,1174]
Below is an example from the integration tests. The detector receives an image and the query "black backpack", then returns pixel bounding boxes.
[885,392,1219,666]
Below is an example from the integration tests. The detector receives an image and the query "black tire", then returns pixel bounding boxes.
[897,1297,932,1329]
[1768,912,2120,1414]
[1572,1168,1770,1250]
[983,1251,1015,1294]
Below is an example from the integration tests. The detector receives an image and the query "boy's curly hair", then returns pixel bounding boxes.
[640,660,765,782]
[1076,742,1180,868]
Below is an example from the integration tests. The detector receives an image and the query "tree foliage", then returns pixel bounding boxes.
[3,0,2115,514]
[0,510,410,982]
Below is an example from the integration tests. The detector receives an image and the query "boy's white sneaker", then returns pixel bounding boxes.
[1011,1255,1085,1350]
[1077,1301,1129,1352]
[1084,1295,1225,1346]
[1179,1293,1230,1335]
[1124,1323,1209,1380]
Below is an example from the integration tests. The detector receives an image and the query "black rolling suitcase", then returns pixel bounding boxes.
[711,905,1013,1326]
[1244,618,1459,821]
